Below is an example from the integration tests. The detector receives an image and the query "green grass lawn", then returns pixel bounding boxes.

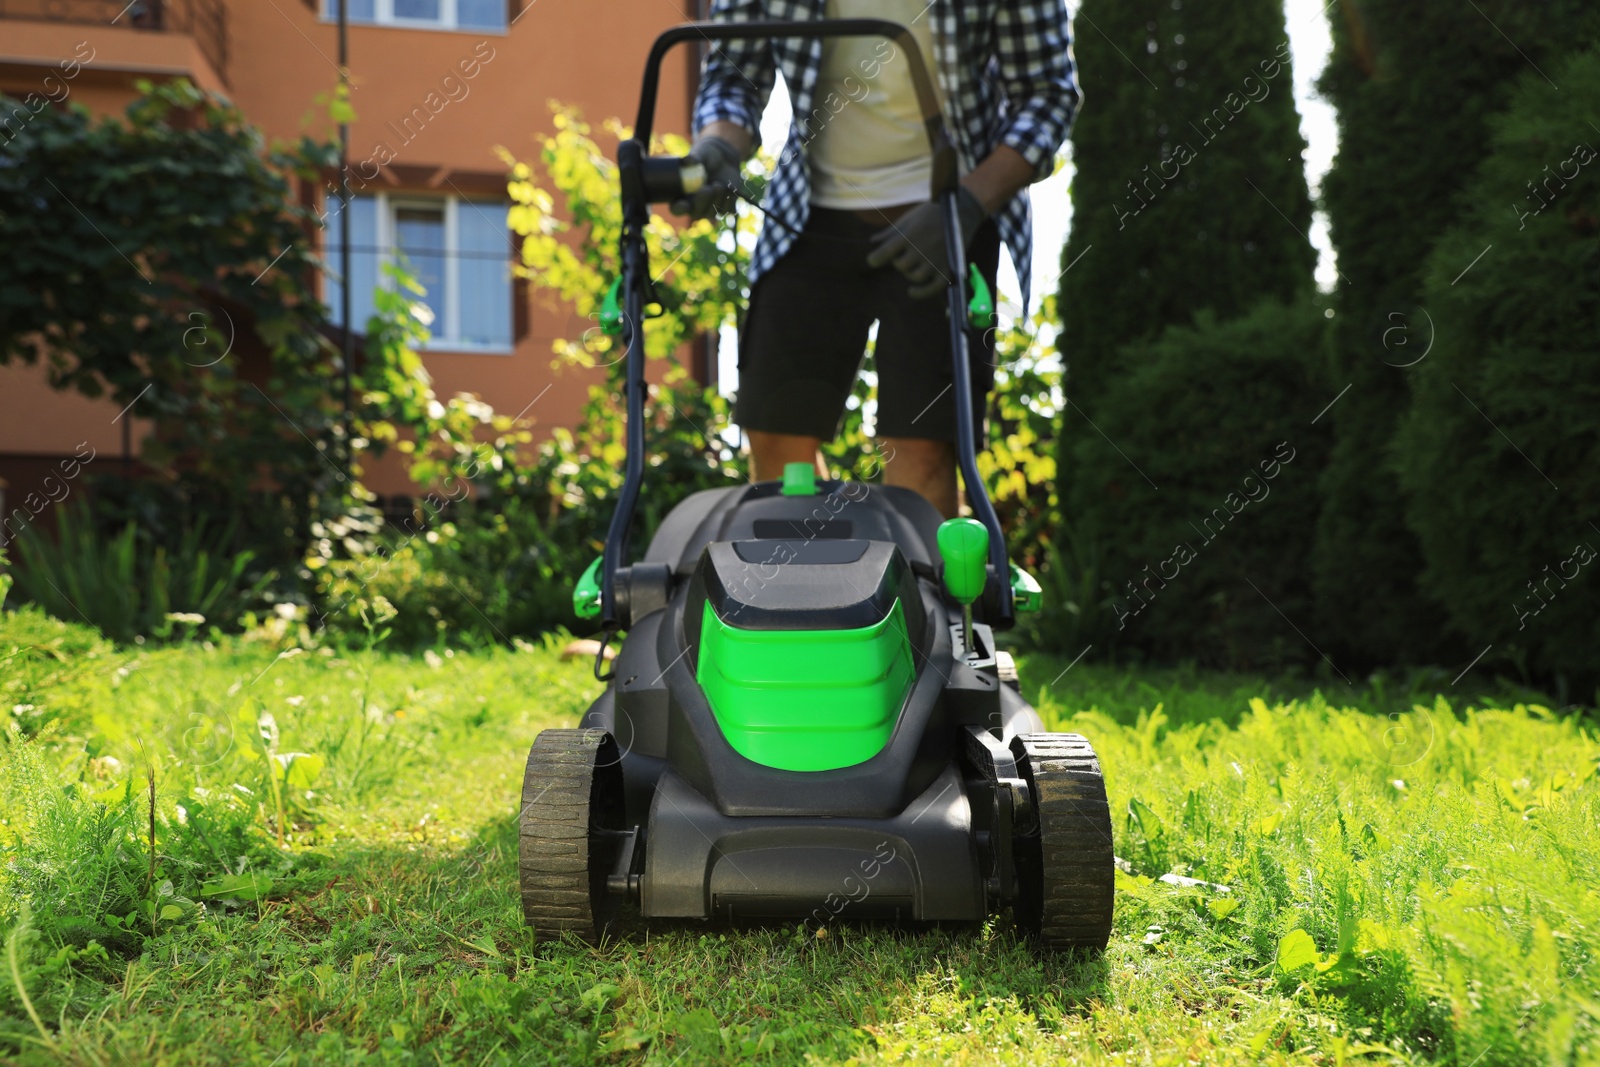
[2,605,1597,1065]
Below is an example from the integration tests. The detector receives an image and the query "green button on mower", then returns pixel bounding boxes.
[967,264,995,329]
[574,556,603,620]
[780,462,817,496]
[599,278,624,336]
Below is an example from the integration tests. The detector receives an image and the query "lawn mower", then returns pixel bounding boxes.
[517,19,1114,952]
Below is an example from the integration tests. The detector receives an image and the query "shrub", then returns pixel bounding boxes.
[1395,48,1600,690]
[1054,299,1332,667]
[2,81,522,632]
[10,502,270,644]
[982,295,1067,576]
[312,498,574,648]
[1053,0,1318,663]
[0,80,344,564]
[1311,0,1600,666]
[1057,0,1316,409]
[312,366,743,647]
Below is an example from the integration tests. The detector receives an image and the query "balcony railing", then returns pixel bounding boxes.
[0,0,228,84]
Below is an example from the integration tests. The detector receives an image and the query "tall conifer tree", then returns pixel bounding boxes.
[1311,0,1600,664]
[1057,0,1313,409]
[1049,0,1318,657]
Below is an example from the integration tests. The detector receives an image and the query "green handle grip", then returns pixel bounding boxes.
[599,278,623,336]
[966,264,995,329]
[937,517,989,606]
[574,556,603,620]
[1010,562,1042,613]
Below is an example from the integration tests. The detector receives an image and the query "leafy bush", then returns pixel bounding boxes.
[311,369,741,647]
[1310,0,1600,667]
[502,107,749,367]
[303,108,755,648]
[1052,300,1332,667]
[982,295,1067,576]
[10,503,270,644]
[514,370,745,564]
[1395,47,1600,689]
[311,498,573,648]
[0,80,344,564]
[2,82,524,638]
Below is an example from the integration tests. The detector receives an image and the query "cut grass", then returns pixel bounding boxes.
[1,605,1596,1065]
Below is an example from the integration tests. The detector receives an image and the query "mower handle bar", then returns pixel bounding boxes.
[600,19,1015,642]
[632,19,958,196]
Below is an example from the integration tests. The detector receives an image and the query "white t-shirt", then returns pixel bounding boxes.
[807,0,948,210]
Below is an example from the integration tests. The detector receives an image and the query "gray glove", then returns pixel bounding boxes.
[670,134,743,220]
[866,187,988,299]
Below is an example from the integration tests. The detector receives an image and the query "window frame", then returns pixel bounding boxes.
[320,0,508,35]
[328,191,514,355]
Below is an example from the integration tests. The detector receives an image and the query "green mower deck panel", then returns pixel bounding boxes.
[695,599,915,771]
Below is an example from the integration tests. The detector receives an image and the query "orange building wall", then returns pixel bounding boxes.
[0,0,700,500]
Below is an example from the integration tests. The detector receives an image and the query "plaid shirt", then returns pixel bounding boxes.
[692,0,1079,309]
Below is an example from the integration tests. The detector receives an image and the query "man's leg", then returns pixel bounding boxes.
[736,209,876,482]
[870,220,1001,520]
[748,430,828,482]
[878,436,958,518]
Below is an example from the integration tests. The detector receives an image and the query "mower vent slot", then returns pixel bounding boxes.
[752,519,854,540]
[733,539,868,565]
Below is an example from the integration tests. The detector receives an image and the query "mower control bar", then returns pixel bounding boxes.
[632,19,958,194]
[600,19,1016,637]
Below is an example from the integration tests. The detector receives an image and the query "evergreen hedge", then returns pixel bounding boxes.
[1061,300,1332,668]
[1395,48,1600,687]
[1057,0,1314,409]
[1047,0,1320,665]
[1311,0,1600,665]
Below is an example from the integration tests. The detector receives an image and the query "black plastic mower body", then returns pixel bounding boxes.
[579,479,1042,923]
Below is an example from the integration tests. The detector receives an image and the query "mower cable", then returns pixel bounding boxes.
[724,183,885,246]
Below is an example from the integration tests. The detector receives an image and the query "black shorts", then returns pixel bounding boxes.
[735,206,1000,445]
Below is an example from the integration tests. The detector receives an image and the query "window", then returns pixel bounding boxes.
[323,0,506,32]
[326,193,514,353]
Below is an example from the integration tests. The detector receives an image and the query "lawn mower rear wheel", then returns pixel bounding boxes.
[1013,732,1115,951]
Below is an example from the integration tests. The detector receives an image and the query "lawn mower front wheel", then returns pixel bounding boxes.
[518,728,631,944]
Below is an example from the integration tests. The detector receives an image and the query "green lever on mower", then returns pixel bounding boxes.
[1009,562,1043,613]
[966,264,995,329]
[937,518,988,603]
[937,517,988,658]
[599,278,624,336]
[574,557,603,620]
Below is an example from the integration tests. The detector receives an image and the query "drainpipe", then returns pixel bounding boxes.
[338,0,353,482]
